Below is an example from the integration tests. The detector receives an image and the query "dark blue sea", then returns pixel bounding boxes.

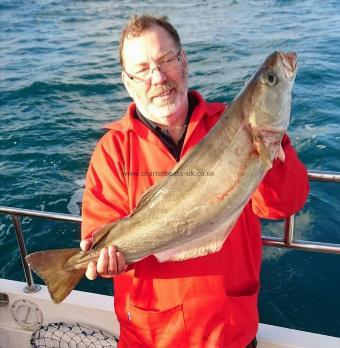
[1,0,339,338]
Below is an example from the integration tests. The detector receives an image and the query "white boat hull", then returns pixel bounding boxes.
[1,279,340,348]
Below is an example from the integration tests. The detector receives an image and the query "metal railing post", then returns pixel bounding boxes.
[11,215,41,293]
[284,215,295,246]
[308,170,340,182]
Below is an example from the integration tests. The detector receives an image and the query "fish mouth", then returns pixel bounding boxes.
[279,52,297,79]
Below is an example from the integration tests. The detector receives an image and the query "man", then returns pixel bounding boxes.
[81,15,309,348]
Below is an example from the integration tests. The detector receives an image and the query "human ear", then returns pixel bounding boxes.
[180,50,189,77]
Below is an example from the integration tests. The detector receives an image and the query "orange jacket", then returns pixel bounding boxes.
[82,91,309,348]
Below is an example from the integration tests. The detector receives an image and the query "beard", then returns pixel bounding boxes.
[133,78,189,125]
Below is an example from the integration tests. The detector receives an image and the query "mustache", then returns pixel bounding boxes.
[148,82,176,100]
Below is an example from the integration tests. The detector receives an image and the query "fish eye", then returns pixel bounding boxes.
[260,71,277,86]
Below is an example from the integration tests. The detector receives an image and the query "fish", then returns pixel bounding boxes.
[26,51,297,304]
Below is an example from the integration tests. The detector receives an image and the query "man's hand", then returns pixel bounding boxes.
[80,239,127,280]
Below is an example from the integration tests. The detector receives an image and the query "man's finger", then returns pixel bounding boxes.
[277,146,285,162]
[117,252,127,273]
[80,239,92,252]
[108,246,118,274]
[85,261,98,280]
[97,248,109,274]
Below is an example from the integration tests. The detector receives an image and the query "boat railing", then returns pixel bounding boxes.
[262,170,340,253]
[0,169,339,294]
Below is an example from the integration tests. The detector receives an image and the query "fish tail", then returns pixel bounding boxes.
[26,248,85,304]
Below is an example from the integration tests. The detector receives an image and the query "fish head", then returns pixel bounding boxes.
[244,51,297,135]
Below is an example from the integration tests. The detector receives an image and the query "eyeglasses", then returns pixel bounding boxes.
[123,49,182,83]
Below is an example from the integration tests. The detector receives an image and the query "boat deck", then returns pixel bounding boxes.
[1,279,340,348]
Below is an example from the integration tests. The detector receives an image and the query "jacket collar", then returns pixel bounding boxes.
[104,90,223,147]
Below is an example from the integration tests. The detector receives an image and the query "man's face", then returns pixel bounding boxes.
[121,25,188,126]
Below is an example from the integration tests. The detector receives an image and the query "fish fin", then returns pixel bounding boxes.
[26,249,85,304]
[130,180,165,216]
[131,147,197,217]
[253,136,272,169]
[92,221,118,247]
[154,214,239,262]
[154,225,230,262]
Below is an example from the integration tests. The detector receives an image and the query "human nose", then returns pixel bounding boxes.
[150,66,167,84]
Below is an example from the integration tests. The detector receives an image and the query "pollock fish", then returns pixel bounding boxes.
[26,51,297,304]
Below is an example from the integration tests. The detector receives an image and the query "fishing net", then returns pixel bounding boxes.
[30,322,119,348]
